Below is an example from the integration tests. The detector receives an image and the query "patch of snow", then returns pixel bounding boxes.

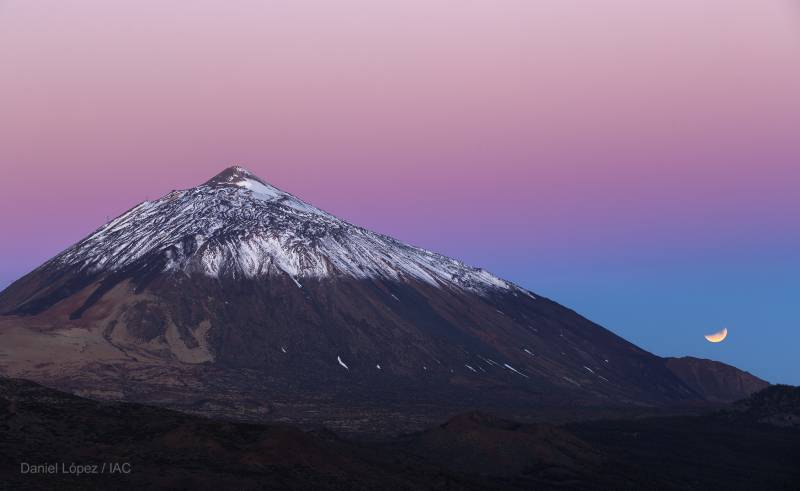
[478,355,500,367]
[465,364,477,373]
[523,348,535,357]
[337,356,349,370]
[503,363,529,378]
[583,366,595,374]
[237,177,283,200]
[376,364,382,370]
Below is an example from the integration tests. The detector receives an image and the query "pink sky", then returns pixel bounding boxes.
[2,0,799,266]
[1,1,799,382]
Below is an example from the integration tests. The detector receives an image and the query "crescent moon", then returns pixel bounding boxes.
[704,328,728,343]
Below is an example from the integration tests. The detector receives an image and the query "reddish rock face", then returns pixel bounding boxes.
[665,356,769,402]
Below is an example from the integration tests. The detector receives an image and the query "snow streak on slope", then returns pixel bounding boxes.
[53,167,530,297]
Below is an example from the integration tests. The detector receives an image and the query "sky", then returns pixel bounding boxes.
[1,1,798,384]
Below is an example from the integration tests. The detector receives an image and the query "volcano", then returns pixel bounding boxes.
[0,167,764,431]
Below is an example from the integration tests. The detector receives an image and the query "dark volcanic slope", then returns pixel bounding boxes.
[567,386,800,490]
[729,384,800,428]
[0,166,759,425]
[3,378,798,491]
[0,377,462,491]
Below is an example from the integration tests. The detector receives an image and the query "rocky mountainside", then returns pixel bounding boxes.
[0,166,762,429]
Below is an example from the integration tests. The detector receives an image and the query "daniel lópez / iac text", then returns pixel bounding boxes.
[20,462,132,475]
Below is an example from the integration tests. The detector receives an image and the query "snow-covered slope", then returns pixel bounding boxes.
[54,166,527,296]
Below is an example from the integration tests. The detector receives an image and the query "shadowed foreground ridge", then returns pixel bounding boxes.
[1,377,798,490]
[728,384,800,427]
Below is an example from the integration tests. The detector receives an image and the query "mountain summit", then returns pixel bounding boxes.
[204,165,263,185]
[9,166,520,307]
[0,166,764,429]
[201,165,320,213]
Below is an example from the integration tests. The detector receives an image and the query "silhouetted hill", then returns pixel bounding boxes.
[394,411,603,482]
[728,384,800,427]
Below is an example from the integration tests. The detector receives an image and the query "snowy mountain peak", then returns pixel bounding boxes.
[202,166,325,216]
[204,165,264,187]
[51,166,530,298]
[205,165,286,198]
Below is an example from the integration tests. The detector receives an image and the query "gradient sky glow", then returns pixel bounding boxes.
[1,1,799,384]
